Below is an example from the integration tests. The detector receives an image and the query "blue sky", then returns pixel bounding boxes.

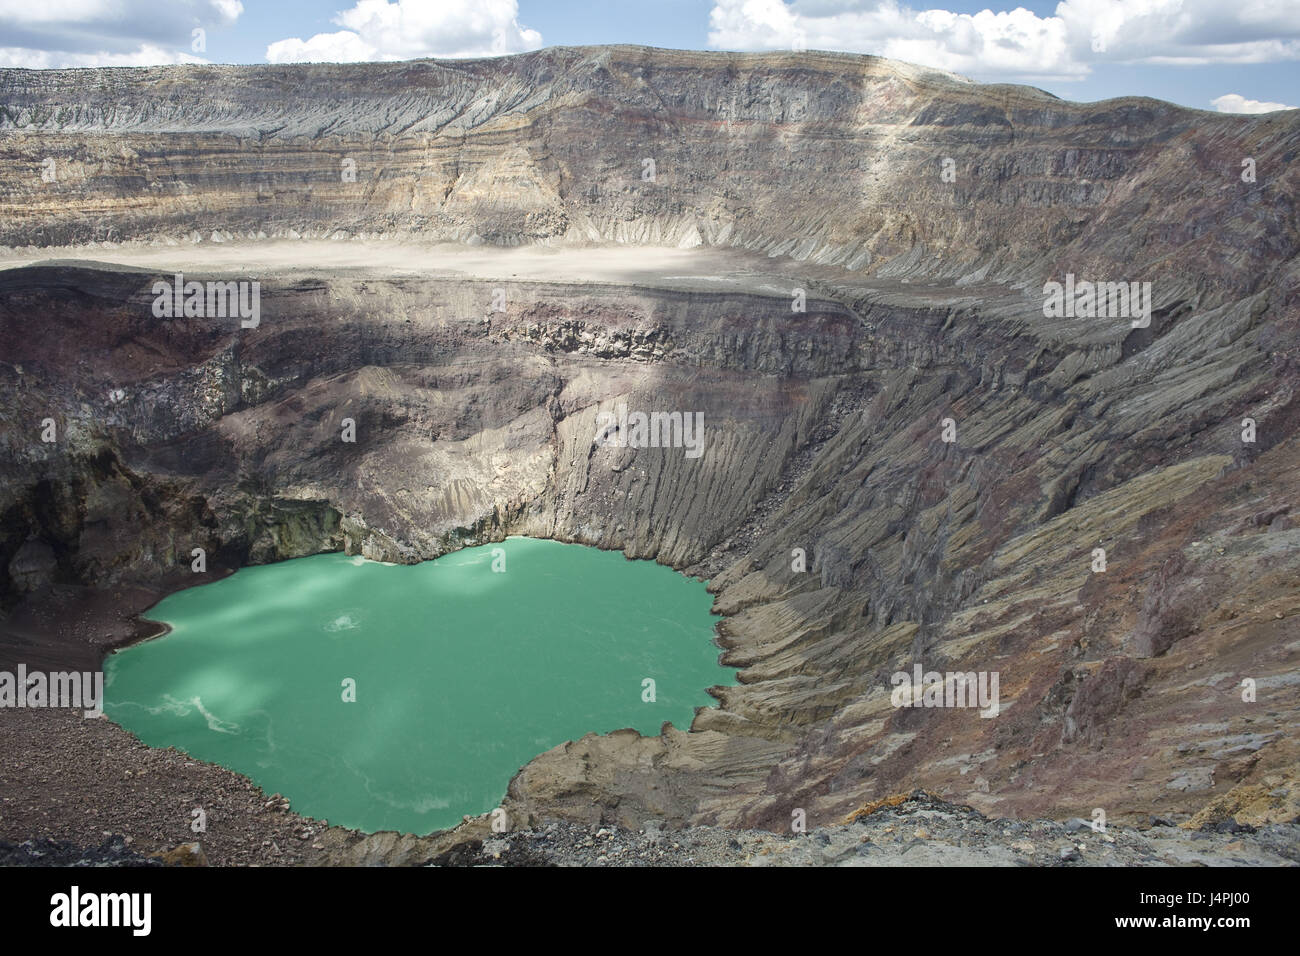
[1,1,1297,113]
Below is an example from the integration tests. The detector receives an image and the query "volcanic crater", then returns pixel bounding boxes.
[1,45,1298,864]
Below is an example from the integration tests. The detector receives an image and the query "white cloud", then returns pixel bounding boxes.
[0,0,123,23]
[0,45,205,69]
[1211,93,1298,113]
[212,0,244,20]
[708,0,1080,78]
[0,0,242,22]
[1057,0,1300,66]
[266,0,543,64]
[265,32,376,65]
[707,0,1300,80]
[0,0,240,68]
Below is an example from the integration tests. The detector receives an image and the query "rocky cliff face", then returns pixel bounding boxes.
[4,46,1298,300]
[1,46,1297,840]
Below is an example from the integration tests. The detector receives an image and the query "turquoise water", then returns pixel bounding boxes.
[104,537,730,835]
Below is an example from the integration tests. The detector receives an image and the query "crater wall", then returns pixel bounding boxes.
[1,47,1297,836]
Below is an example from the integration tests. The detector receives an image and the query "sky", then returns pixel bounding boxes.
[0,0,1297,114]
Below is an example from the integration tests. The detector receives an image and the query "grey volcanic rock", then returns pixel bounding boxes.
[2,46,1297,303]
[8,537,57,592]
[0,47,1298,854]
[0,834,163,867]
[325,791,1300,867]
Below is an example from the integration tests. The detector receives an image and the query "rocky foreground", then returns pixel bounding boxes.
[4,791,1296,868]
[451,792,1300,867]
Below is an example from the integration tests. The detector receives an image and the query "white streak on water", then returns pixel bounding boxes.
[190,696,239,734]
